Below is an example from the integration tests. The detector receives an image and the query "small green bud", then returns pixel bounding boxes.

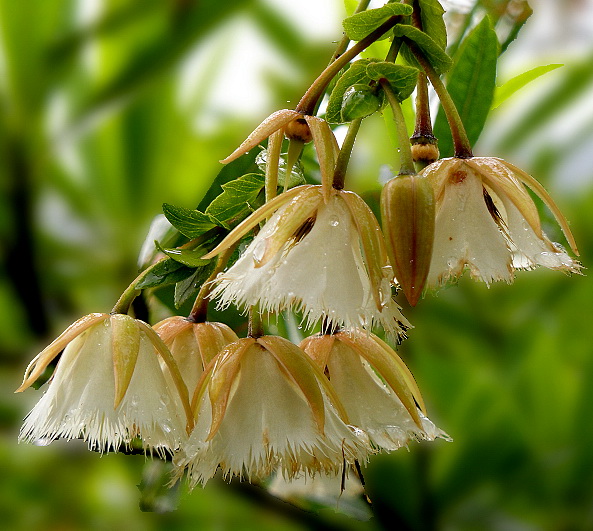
[341,84,381,122]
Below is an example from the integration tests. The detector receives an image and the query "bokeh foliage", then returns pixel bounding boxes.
[2,0,593,529]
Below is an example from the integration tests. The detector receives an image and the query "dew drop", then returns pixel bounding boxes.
[329,216,340,227]
[130,395,140,407]
[161,423,172,434]
[159,395,170,406]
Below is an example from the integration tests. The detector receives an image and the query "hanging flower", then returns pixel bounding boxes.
[17,313,193,454]
[301,330,447,451]
[421,157,581,287]
[153,316,238,398]
[203,186,410,338]
[174,335,372,487]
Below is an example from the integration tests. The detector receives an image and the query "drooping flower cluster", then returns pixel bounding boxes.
[16,0,582,501]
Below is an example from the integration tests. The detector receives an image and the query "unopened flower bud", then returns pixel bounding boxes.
[284,117,313,143]
[410,134,439,166]
[341,84,381,122]
[381,173,435,306]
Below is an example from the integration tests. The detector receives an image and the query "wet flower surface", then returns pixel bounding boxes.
[302,330,448,451]
[422,157,580,287]
[175,336,371,486]
[18,314,190,454]
[207,186,410,338]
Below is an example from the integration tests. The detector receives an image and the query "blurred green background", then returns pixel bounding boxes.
[2,0,593,529]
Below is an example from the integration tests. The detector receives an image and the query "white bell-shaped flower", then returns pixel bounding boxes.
[18,313,193,454]
[204,186,410,339]
[422,157,580,287]
[301,330,448,451]
[174,335,372,487]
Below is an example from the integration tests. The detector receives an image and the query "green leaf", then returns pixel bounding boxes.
[162,203,217,239]
[342,3,413,41]
[433,17,499,157]
[492,64,563,110]
[174,261,216,308]
[136,259,195,289]
[341,84,382,121]
[366,62,418,102]
[205,172,265,229]
[255,150,306,188]
[417,0,447,50]
[395,24,453,74]
[326,59,375,123]
[158,246,211,268]
[197,147,260,211]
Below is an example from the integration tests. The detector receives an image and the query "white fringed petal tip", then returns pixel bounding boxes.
[19,314,188,455]
[301,331,449,453]
[208,187,410,339]
[174,336,372,488]
[422,157,581,288]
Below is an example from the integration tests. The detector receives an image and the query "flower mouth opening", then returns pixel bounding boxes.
[482,186,509,235]
[290,215,317,246]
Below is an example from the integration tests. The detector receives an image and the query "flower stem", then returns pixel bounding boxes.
[284,139,304,193]
[410,44,473,158]
[111,234,220,315]
[330,0,372,62]
[385,36,402,63]
[248,306,264,338]
[380,79,415,175]
[332,117,362,190]
[296,15,404,115]
[111,260,164,315]
[412,72,434,140]
[188,244,237,323]
[265,129,283,203]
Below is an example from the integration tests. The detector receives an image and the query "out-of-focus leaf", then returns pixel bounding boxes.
[366,62,418,102]
[205,173,265,229]
[417,0,447,49]
[48,0,162,65]
[433,17,498,157]
[498,51,593,153]
[326,59,374,123]
[249,2,310,68]
[342,3,413,41]
[71,0,252,126]
[162,203,217,239]
[499,1,533,54]
[492,64,563,109]
[136,258,194,289]
[395,24,453,74]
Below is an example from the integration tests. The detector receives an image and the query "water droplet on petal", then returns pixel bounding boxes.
[159,395,170,406]
[161,423,172,434]
[329,216,340,227]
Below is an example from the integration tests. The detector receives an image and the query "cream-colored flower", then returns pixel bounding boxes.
[174,335,372,487]
[301,330,447,451]
[17,313,193,454]
[154,316,238,398]
[203,186,410,338]
[421,157,580,287]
